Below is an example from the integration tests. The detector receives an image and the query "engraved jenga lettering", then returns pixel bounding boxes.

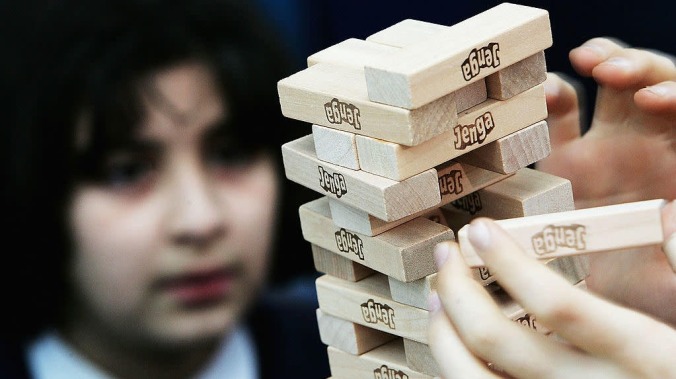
[451,192,482,215]
[461,42,501,81]
[360,299,396,329]
[453,112,495,149]
[334,228,365,260]
[478,267,492,280]
[318,166,348,198]
[515,313,540,331]
[531,224,587,255]
[324,98,362,130]
[373,365,409,379]
[439,170,464,196]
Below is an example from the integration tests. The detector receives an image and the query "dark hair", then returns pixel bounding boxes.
[2,0,314,343]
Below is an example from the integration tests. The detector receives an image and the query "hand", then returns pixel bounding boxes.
[537,37,676,209]
[428,218,676,379]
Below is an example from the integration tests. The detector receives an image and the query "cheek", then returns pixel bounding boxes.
[70,191,162,319]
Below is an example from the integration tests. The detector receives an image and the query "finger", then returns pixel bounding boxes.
[428,293,502,379]
[635,81,676,114]
[590,47,676,90]
[434,241,582,379]
[466,218,676,363]
[543,72,583,146]
[661,200,676,271]
[569,37,628,77]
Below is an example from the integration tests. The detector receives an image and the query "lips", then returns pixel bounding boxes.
[156,265,242,308]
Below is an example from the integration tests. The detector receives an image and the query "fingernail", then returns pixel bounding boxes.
[663,233,676,273]
[603,56,633,69]
[468,220,492,251]
[543,76,559,97]
[644,83,670,97]
[427,291,441,313]
[434,242,451,269]
[578,42,606,56]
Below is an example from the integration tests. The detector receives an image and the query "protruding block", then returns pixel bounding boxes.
[366,19,448,47]
[278,63,457,146]
[300,198,454,282]
[364,3,552,108]
[355,83,547,181]
[312,244,374,282]
[282,135,441,221]
[458,199,667,267]
[316,309,395,355]
[455,120,551,174]
[312,124,360,169]
[328,339,434,379]
[486,51,547,100]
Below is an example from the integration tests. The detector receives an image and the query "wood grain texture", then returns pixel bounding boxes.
[312,244,375,282]
[316,309,395,355]
[312,124,360,170]
[486,51,547,100]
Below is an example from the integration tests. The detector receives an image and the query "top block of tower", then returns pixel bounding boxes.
[363,2,552,109]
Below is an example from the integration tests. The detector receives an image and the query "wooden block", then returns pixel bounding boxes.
[388,254,588,309]
[458,199,667,267]
[300,198,454,282]
[456,79,487,113]
[366,19,448,47]
[307,38,398,68]
[312,244,375,282]
[316,309,396,355]
[455,120,551,174]
[328,339,434,379]
[282,135,441,221]
[441,167,574,233]
[316,274,430,343]
[278,63,457,146]
[355,83,547,181]
[486,51,547,100]
[364,3,552,109]
[312,124,360,170]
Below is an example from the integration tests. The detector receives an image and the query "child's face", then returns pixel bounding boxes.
[67,62,278,347]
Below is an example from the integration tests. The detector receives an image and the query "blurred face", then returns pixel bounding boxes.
[67,62,278,349]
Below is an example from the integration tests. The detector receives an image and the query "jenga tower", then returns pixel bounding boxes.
[276,3,668,377]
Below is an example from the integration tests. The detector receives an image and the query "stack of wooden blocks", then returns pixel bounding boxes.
[276,2,665,377]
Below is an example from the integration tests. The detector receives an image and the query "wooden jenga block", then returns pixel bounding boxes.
[316,309,396,355]
[455,120,551,174]
[278,63,457,146]
[366,19,448,47]
[312,124,360,170]
[300,198,454,282]
[312,244,375,282]
[282,135,441,221]
[363,3,552,109]
[486,51,547,100]
[328,339,434,379]
[441,167,574,233]
[388,254,588,309]
[455,79,488,113]
[355,83,546,181]
[458,199,667,267]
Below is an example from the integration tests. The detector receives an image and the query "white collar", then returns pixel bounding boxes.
[26,326,259,379]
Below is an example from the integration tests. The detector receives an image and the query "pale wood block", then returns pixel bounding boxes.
[355,83,547,181]
[441,167,574,233]
[312,244,375,282]
[364,3,552,109]
[307,37,398,68]
[456,79,488,113]
[388,255,588,309]
[328,161,510,235]
[278,63,457,146]
[300,198,455,282]
[458,199,667,267]
[312,124,360,170]
[328,339,434,379]
[316,309,396,355]
[282,135,441,221]
[316,274,430,343]
[486,51,547,100]
[366,19,448,47]
[455,120,551,174]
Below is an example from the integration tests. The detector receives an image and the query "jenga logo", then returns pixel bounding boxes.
[453,112,495,150]
[318,166,347,198]
[439,169,464,196]
[461,42,501,81]
[477,267,492,280]
[515,313,540,331]
[451,192,482,215]
[361,299,396,329]
[334,228,364,260]
[324,98,362,130]
[531,224,587,256]
[373,365,409,379]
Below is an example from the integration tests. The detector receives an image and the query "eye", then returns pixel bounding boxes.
[101,153,157,190]
[205,139,257,170]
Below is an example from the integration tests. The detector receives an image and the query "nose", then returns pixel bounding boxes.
[167,156,226,247]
